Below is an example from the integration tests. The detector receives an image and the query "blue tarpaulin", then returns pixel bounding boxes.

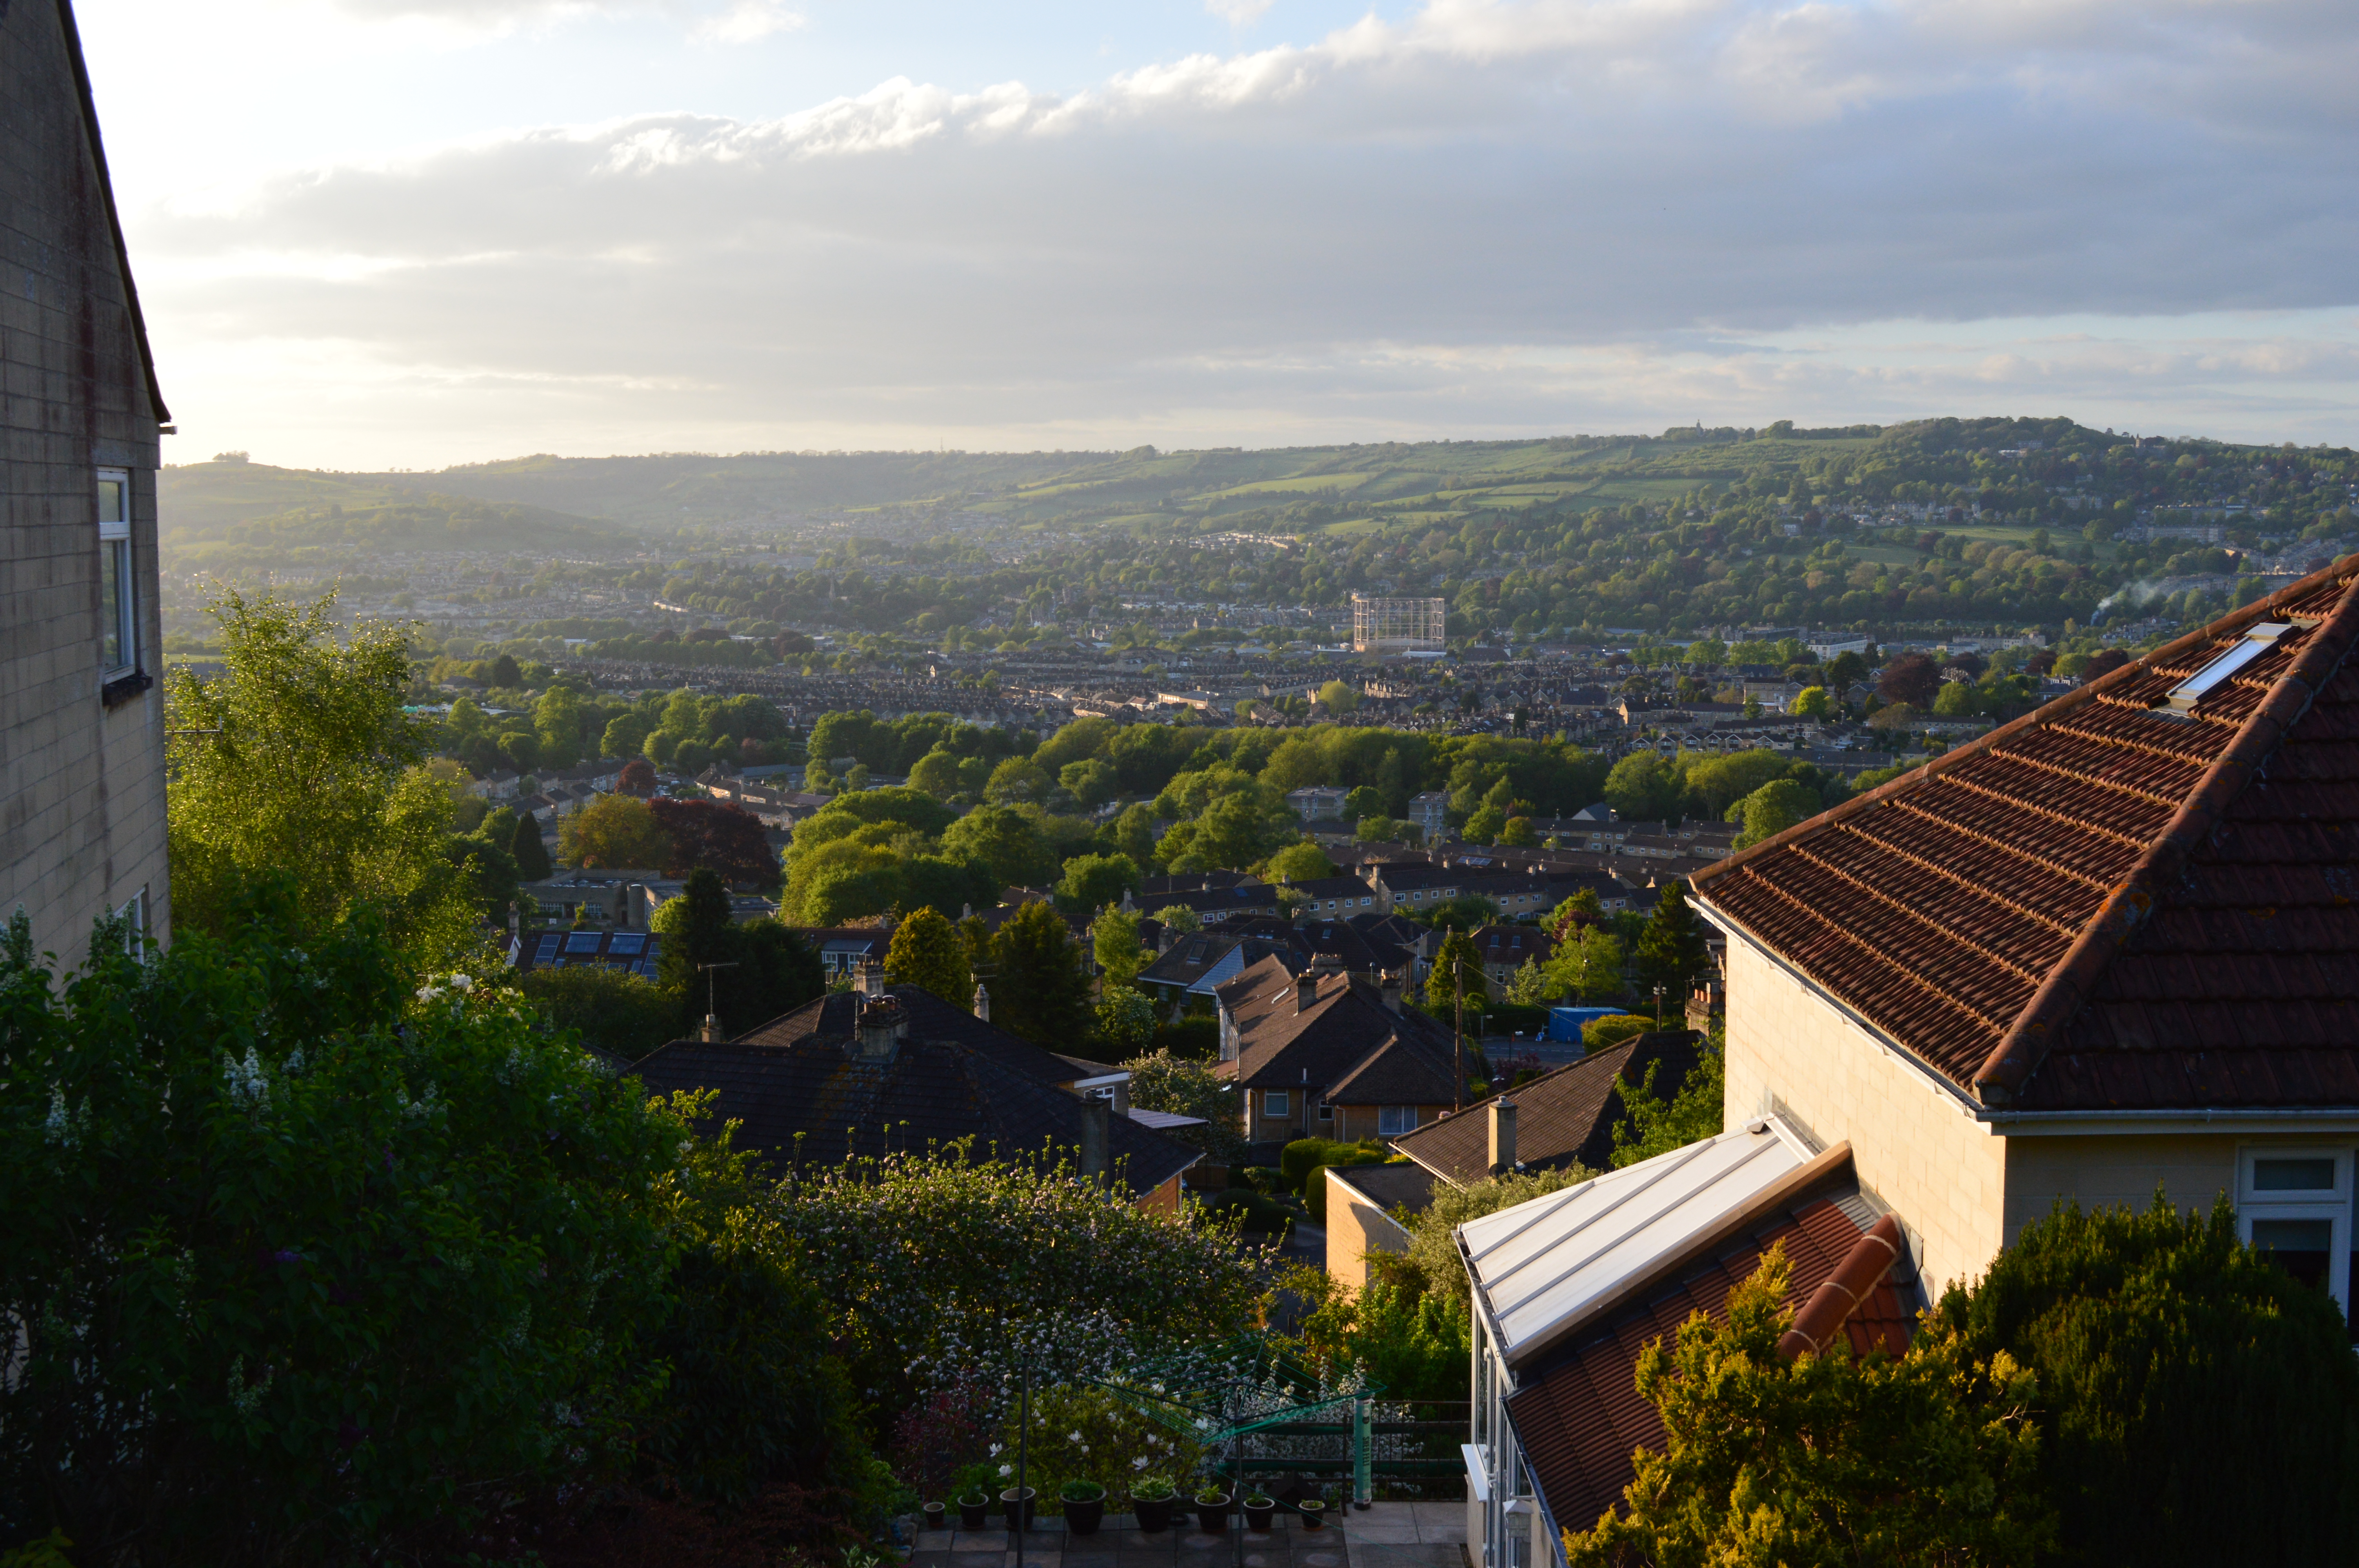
[1545,1005,1634,1042]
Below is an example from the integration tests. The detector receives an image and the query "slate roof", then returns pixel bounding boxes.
[737,986,1084,1086]
[1690,554,2359,1111]
[1328,1160,1439,1218]
[1390,1031,1699,1184]
[510,927,665,978]
[629,986,1198,1194]
[1139,933,1302,996]
[1220,956,1461,1104]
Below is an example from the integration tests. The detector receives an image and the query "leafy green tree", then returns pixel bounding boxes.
[988,900,1095,1047]
[1316,679,1361,713]
[519,963,682,1063]
[165,589,484,961]
[1603,750,1683,823]
[1610,1029,1725,1165]
[983,756,1054,805]
[1113,801,1159,864]
[1265,840,1339,883]
[1792,685,1833,720]
[658,869,825,1035]
[1150,905,1201,935]
[1056,852,1141,913]
[1091,906,1148,991]
[558,792,671,869]
[1931,1193,2359,1568]
[1058,758,1119,809]
[940,804,1059,889]
[908,748,963,799]
[1092,984,1158,1059]
[1543,925,1625,1004]
[1121,1049,1246,1166]
[1563,1244,2053,1568]
[1632,880,1710,1007]
[1462,804,1506,844]
[884,906,973,1006]
[1935,679,1981,717]
[1423,926,1487,1020]
[0,895,679,1557]
[1732,777,1818,849]
[601,711,653,760]
[1499,815,1536,847]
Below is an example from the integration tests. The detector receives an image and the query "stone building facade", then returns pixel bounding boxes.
[2,0,173,960]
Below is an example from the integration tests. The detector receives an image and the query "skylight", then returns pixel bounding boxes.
[2156,622,2289,719]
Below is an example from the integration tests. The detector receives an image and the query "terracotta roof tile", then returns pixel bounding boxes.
[1693,555,2359,1111]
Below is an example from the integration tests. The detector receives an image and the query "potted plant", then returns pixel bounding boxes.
[1194,1486,1233,1534]
[1241,1493,1277,1532]
[1297,1497,1328,1531]
[1131,1476,1177,1533]
[956,1491,992,1530]
[1001,1485,1038,1531]
[1061,1480,1108,1537]
[923,1501,947,1532]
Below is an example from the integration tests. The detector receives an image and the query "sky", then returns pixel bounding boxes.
[75,0,2359,470]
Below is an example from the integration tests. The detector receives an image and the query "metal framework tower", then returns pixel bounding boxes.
[1351,594,1447,654]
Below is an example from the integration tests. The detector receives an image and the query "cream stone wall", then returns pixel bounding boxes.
[1721,937,2006,1295]
[2002,1134,2244,1243]
[1322,1166,1412,1290]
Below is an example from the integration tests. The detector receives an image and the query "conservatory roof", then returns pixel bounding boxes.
[1459,1116,1848,1368]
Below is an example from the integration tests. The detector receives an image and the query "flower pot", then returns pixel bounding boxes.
[1001,1486,1038,1531]
[958,1496,992,1530]
[1242,1498,1277,1532]
[1297,1499,1327,1531]
[1194,1494,1232,1534]
[923,1502,947,1532]
[1131,1494,1175,1533]
[1063,1495,1107,1536]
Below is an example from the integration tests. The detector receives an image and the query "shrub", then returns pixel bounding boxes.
[994,1384,1205,1512]
[0,893,679,1561]
[1931,1192,2359,1567]
[1579,1013,1649,1052]
[519,962,682,1062]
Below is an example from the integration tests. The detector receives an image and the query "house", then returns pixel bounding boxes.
[1286,874,1383,917]
[631,978,1193,1212]
[1,0,173,960]
[1215,953,1459,1147]
[1361,860,1463,914]
[1141,881,1283,925]
[1468,924,1552,996]
[1462,1119,1917,1568]
[1323,1031,1702,1287]
[1409,791,1451,843]
[1286,786,1351,821]
[1298,918,1411,982]
[510,926,665,981]
[1687,556,2359,1302]
[1137,932,1303,1011]
[469,768,523,800]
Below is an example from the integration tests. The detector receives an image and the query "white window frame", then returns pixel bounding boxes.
[1379,1104,1417,1136]
[97,468,136,678]
[1263,1089,1290,1118]
[2238,1145,2350,1322]
[114,888,146,952]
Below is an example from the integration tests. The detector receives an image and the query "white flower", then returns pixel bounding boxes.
[415,984,443,1004]
[1132,1457,1149,1470]
[451,973,473,991]
[999,1464,1012,1477]
[1068,1430,1083,1443]
[989,1443,1002,1457]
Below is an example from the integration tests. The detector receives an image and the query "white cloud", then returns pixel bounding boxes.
[119,0,2359,465]
[1206,0,1277,25]
[691,0,803,44]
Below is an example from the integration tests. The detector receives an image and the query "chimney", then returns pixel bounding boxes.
[700,1014,723,1044]
[856,956,883,997]
[855,995,906,1063]
[624,883,645,929]
[1489,1096,1518,1176]
[1379,969,1404,1014]
[1295,974,1321,1014]
[1078,1095,1110,1185]
[972,982,991,1023]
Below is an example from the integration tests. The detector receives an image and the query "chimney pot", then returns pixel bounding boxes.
[700,1014,723,1044]
[972,982,990,1023]
[855,995,905,1063]
[1489,1096,1518,1176]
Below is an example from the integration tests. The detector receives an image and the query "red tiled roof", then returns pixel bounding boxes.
[1507,1193,1913,1537]
[1691,555,2359,1111]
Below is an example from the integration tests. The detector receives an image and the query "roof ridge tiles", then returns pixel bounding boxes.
[1974,559,2359,1105]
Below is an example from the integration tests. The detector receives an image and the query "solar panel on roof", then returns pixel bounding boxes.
[607,933,647,957]
[564,932,603,954]
[635,956,660,977]
[535,935,562,961]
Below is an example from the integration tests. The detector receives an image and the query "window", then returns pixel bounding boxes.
[97,470,136,676]
[1379,1104,1417,1136]
[1263,1090,1290,1118]
[2239,1148,2354,1340]
[114,888,146,952]
[1316,1100,1334,1122]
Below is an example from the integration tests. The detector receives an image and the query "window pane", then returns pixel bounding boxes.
[100,540,129,670]
[2254,1158,2337,1192]
[2252,1218,2334,1293]
[97,477,125,526]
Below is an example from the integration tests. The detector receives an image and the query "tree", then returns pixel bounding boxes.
[0,895,680,1558]
[511,809,554,882]
[1610,1028,1726,1165]
[2080,648,2130,684]
[1731,777,1817,849]
[1058,758,1119,809]
[884,906,973,1006]
[983,757,1054,805]
[1791,684,1833,720]
[560,793,673,869]
[1930,1193,2359,1567]
[1150,905,1201,935]
[1265,840,1339,883]
[648,798,780,889]
[1562,1244,2053,1568]
[488,651,522,688]
[1316,679,1361,713]
[1121,1049,1246,1165]
[940,804,1059,889]
[1507,955,1551,1005]
[616,756,659,795]
[1877,650,1943,708]
[1056,853,1141,913]
[602,712,653,762]
[520,963,682,1063]
[165,589,483,960]
[1462,805,1506,844]
[1499,815,1536,847]
[1113,802,1158,864]
[1823,649,1868,701]
[655,871,824,1036]
[1092,984,1158,1059]
[1092,906,1147,989]
[1603,751,1682,823]
[1632,880,1710,1006]
[908,748,963,800]
[1423,926,1487,1020]
[1934,679,1980,717]
[987,900,1096,1047]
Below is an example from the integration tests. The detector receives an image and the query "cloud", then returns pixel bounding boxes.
[690,0,802,44]
[124,0,2359,464]
[1206,0,1277,25]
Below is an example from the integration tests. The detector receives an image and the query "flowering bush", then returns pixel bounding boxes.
[775,1146,1268,1425]
[994,1384,1205,1512]
[0,891,682,1561]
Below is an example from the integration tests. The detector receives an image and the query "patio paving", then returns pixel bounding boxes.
[905,1501,1465,1568]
